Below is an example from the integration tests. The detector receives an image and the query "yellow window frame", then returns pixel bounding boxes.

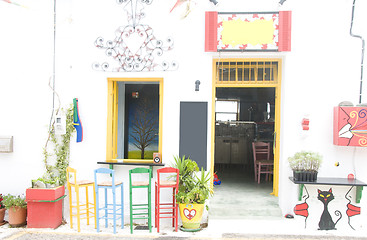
[211,58,282,196]
[106,78,163,163]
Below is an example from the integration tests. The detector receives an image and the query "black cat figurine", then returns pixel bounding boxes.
[318,188,342,230]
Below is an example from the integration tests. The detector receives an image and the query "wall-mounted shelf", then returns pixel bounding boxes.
[289,177,367,203]
[97,161,165,178]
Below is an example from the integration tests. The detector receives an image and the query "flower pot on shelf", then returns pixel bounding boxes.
[8,206,27,227]
[293,170,318,182]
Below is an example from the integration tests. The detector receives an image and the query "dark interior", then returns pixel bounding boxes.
[214,87,275,182]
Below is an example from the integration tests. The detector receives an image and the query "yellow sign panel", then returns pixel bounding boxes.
[222,19,275,46]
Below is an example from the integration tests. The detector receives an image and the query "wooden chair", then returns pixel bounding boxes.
[252,142,274,184]
[66,167,96,232]
[155,167,179,233]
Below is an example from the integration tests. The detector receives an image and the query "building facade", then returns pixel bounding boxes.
[1,0,367,232]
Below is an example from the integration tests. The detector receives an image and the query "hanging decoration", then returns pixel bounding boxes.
[1,0,27,8]
[93,0,177,72]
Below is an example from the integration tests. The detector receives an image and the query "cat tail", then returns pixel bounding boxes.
[334,210,342,226]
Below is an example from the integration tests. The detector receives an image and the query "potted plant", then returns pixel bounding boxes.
[0,194,6,225]
[288,151,323,182]
[171,155,213,230]
[2,194,27,227]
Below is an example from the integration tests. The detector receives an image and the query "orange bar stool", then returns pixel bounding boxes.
[155,167,179,232]
[94,168,124,234]
[66,167,96,232]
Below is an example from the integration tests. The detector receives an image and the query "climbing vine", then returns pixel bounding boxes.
[42,104,75,186]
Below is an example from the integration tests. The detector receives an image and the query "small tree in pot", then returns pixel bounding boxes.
[288,151,323,182]
[172,155,213,230]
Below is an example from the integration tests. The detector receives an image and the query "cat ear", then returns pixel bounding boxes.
[329,188,332,193]
[318,189,321,193]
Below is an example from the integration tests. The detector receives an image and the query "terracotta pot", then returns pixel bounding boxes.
[0,208,5,223]
[8,206,27,227]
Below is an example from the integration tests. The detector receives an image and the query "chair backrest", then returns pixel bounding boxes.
[129,167,151,187]
[66,167,77,185]
[157,167,179,188]
[252,142,270,162]
[94,167,116,186]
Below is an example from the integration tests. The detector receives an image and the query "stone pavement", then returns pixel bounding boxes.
[2,218,367,240]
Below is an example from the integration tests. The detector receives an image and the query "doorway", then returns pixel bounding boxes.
[210,59,282,219]
[214,87,275,183]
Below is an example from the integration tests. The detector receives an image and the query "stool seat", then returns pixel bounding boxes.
[66,167,96,233]
[155,167,179,233]
[98,180,123,186]
[132,181,149,186]
[159,180,177,186]
[70,180,94,185]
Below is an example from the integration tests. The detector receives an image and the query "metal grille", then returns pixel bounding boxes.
[216,60,279,84]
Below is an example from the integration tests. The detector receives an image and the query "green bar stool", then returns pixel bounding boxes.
[129,167,152,234]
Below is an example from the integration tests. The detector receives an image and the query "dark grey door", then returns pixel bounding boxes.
[179,102,208,170]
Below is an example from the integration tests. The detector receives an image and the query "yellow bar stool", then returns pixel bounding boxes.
[66,167,96,232]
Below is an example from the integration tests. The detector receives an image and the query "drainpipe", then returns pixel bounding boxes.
[48,0,57,131]
[350,0,365,104]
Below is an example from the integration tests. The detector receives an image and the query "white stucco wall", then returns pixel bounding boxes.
[1,0,367,228]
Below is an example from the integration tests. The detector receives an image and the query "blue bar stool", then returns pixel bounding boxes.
[129,167,152,234]
[94,168,124,234]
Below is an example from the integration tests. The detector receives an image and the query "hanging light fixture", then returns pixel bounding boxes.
[209,0,218,5]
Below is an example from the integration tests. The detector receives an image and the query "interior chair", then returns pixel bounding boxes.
[129,167,152,234]
[252,141,274,184]
[66,167,96,232]
[155,167,179,232]
[94,168,124,234]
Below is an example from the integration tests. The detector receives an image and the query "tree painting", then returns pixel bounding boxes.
[129,97,158,159]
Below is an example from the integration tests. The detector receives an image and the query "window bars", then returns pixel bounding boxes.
[216,61,279,84]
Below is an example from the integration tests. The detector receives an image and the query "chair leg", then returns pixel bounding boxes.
[130,187,133,234]
[68,185,73,230]
[154,185,157,229]
[96,187,100,233]
[113,186,116,234]
[258,164,261,184]
[86,186,90,225]
[148,187,152,233]
[121,184,124,229]
[76,186,81,232]
[104,188,108,228]
[93,184,97,229]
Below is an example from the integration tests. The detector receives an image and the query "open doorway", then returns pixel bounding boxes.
[210,59,282,219]
[214,87,275,184]
[211,87,281,219]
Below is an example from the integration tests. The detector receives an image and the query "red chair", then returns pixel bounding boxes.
[252,142,274,184]
[155,167,179,232]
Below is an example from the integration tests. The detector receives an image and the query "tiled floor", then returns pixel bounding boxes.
[209,165,282,220]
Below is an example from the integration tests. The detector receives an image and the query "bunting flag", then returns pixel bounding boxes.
[73,98,83,143]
